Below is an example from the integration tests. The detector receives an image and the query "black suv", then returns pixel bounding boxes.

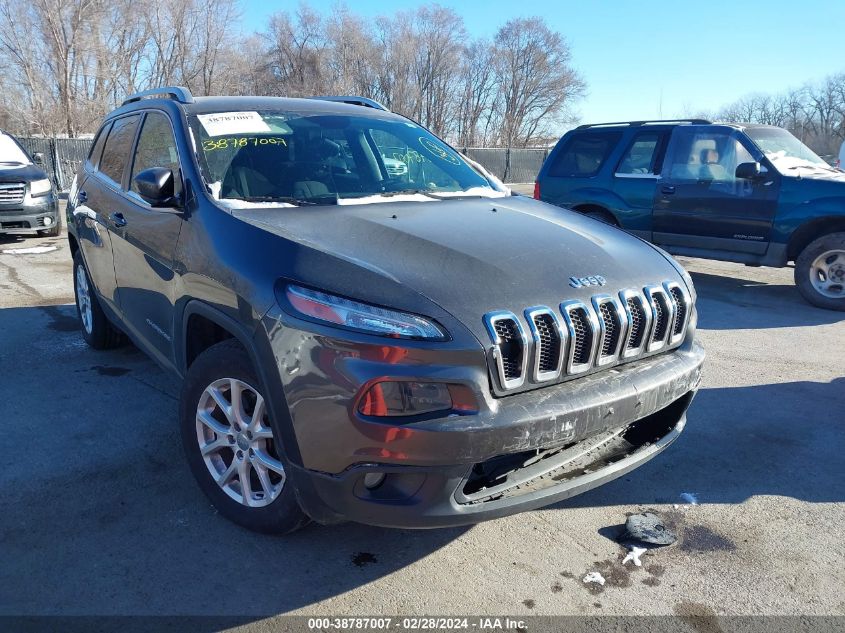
[68,88,704,533]
[536,120,845,310]
[0,130,59,236]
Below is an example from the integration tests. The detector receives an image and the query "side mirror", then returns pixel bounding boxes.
[133,167,179,207]
[33,152,44,165]
[735,162,763,180]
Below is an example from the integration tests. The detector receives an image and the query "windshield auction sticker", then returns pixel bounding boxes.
[197,111,271,137]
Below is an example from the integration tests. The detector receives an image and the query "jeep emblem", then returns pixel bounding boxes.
[569,275,606,288]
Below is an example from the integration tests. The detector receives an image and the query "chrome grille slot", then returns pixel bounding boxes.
[645,286,674,351]
[619,290,652,358]
[592,295,626,365]
[483,312,528,390]
[560,301,599,374]
[664,281,690,345]
[524,307,565,382]
[0,183,25,204]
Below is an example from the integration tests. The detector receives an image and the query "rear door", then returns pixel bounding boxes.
[652,125,779,254]
[110,110,184,369]
[76,114,142,312]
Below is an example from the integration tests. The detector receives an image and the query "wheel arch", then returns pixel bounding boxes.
[787,217,845,261]
[571,203,620,226]
[178,300,304,466]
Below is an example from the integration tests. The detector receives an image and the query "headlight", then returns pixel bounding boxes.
[29,178,52,197]
[284,284,448,340]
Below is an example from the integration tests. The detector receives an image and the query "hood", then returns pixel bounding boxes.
[0,162,47,183]
[232,196,684,341]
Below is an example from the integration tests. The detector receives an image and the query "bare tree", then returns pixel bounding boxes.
[492,17,585,148]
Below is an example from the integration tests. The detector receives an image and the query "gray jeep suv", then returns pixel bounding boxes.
[67,87,705,533]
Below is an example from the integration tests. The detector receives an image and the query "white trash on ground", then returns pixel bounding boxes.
[583,572,606,586]
[622,546,648,567]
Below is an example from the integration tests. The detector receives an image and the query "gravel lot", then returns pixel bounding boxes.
[1,220,843,622]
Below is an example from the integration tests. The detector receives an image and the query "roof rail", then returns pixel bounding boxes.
[576,119,710,130]
[309,96,389,111]
[122,86,194,106]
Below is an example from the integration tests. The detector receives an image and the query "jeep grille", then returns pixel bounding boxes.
[484,281,691,392]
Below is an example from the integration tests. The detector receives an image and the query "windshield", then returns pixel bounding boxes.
[745,127,831,173]
[189,110,501,207]
[0,133,31,165]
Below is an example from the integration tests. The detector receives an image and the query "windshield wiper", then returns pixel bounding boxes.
[0,161,26,165]
[374,189,443,199]
[229,195,334,206]
[787,163,836,172]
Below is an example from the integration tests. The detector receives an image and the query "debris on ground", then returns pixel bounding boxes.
[619,511,677,547]
[680,492,699,505]
[583,572,606,586]
[2,246,58,255]
[622,546,648,567]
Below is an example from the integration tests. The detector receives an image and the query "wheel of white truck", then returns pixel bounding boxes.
[72,250,123,349]
[180,339,309,533]
[795,232,845,311]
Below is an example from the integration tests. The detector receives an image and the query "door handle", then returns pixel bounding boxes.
[109,212,127,228]
[660,185,676,195]
[77,189,87,203]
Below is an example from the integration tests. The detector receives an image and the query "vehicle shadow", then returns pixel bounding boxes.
[558,376,845,510]
[691,270,845,330]
[0,304,468,619]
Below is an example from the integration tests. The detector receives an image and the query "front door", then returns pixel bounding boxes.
[653,125,779,255]
[77,115,142,312]
[110,110,184,369]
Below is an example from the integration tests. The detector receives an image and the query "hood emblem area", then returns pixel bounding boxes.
[569,275,606,288]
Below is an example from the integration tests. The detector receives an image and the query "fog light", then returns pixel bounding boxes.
[358,381,453,417]
[363,472,386,489]
[43,216,53,226]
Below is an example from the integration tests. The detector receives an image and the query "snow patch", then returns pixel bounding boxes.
[2,246,58,255]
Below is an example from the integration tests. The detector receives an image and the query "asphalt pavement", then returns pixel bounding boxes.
[1,223,843,622]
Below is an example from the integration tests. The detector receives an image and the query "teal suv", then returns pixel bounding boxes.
[535,120,845,311]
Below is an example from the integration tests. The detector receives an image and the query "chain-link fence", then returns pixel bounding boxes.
[17,137,93,193]
[14,137,549,192]
[463,147,550,183]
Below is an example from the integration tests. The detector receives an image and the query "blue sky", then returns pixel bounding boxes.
[242,0,845,124]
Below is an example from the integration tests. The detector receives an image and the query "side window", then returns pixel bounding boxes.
[130,112,181,195]
[548,133,621,178]
[665,127,755,183]
[615,132,665,176]
[98,114,141,186]
[86,122,112,169]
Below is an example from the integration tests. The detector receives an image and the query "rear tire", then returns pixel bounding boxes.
[180,340,310,534]
[794,232,845,311]
[73,250,123,349]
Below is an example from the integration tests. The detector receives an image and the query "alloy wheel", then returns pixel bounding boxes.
[75,264,93,334]
[195,378,286,507]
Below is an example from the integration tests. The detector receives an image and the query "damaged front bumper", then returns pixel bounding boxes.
[273,310,704,527]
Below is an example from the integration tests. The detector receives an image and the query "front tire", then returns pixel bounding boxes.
[795,232,845,311]
[73,250,123,348]
[180,340,309,534]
